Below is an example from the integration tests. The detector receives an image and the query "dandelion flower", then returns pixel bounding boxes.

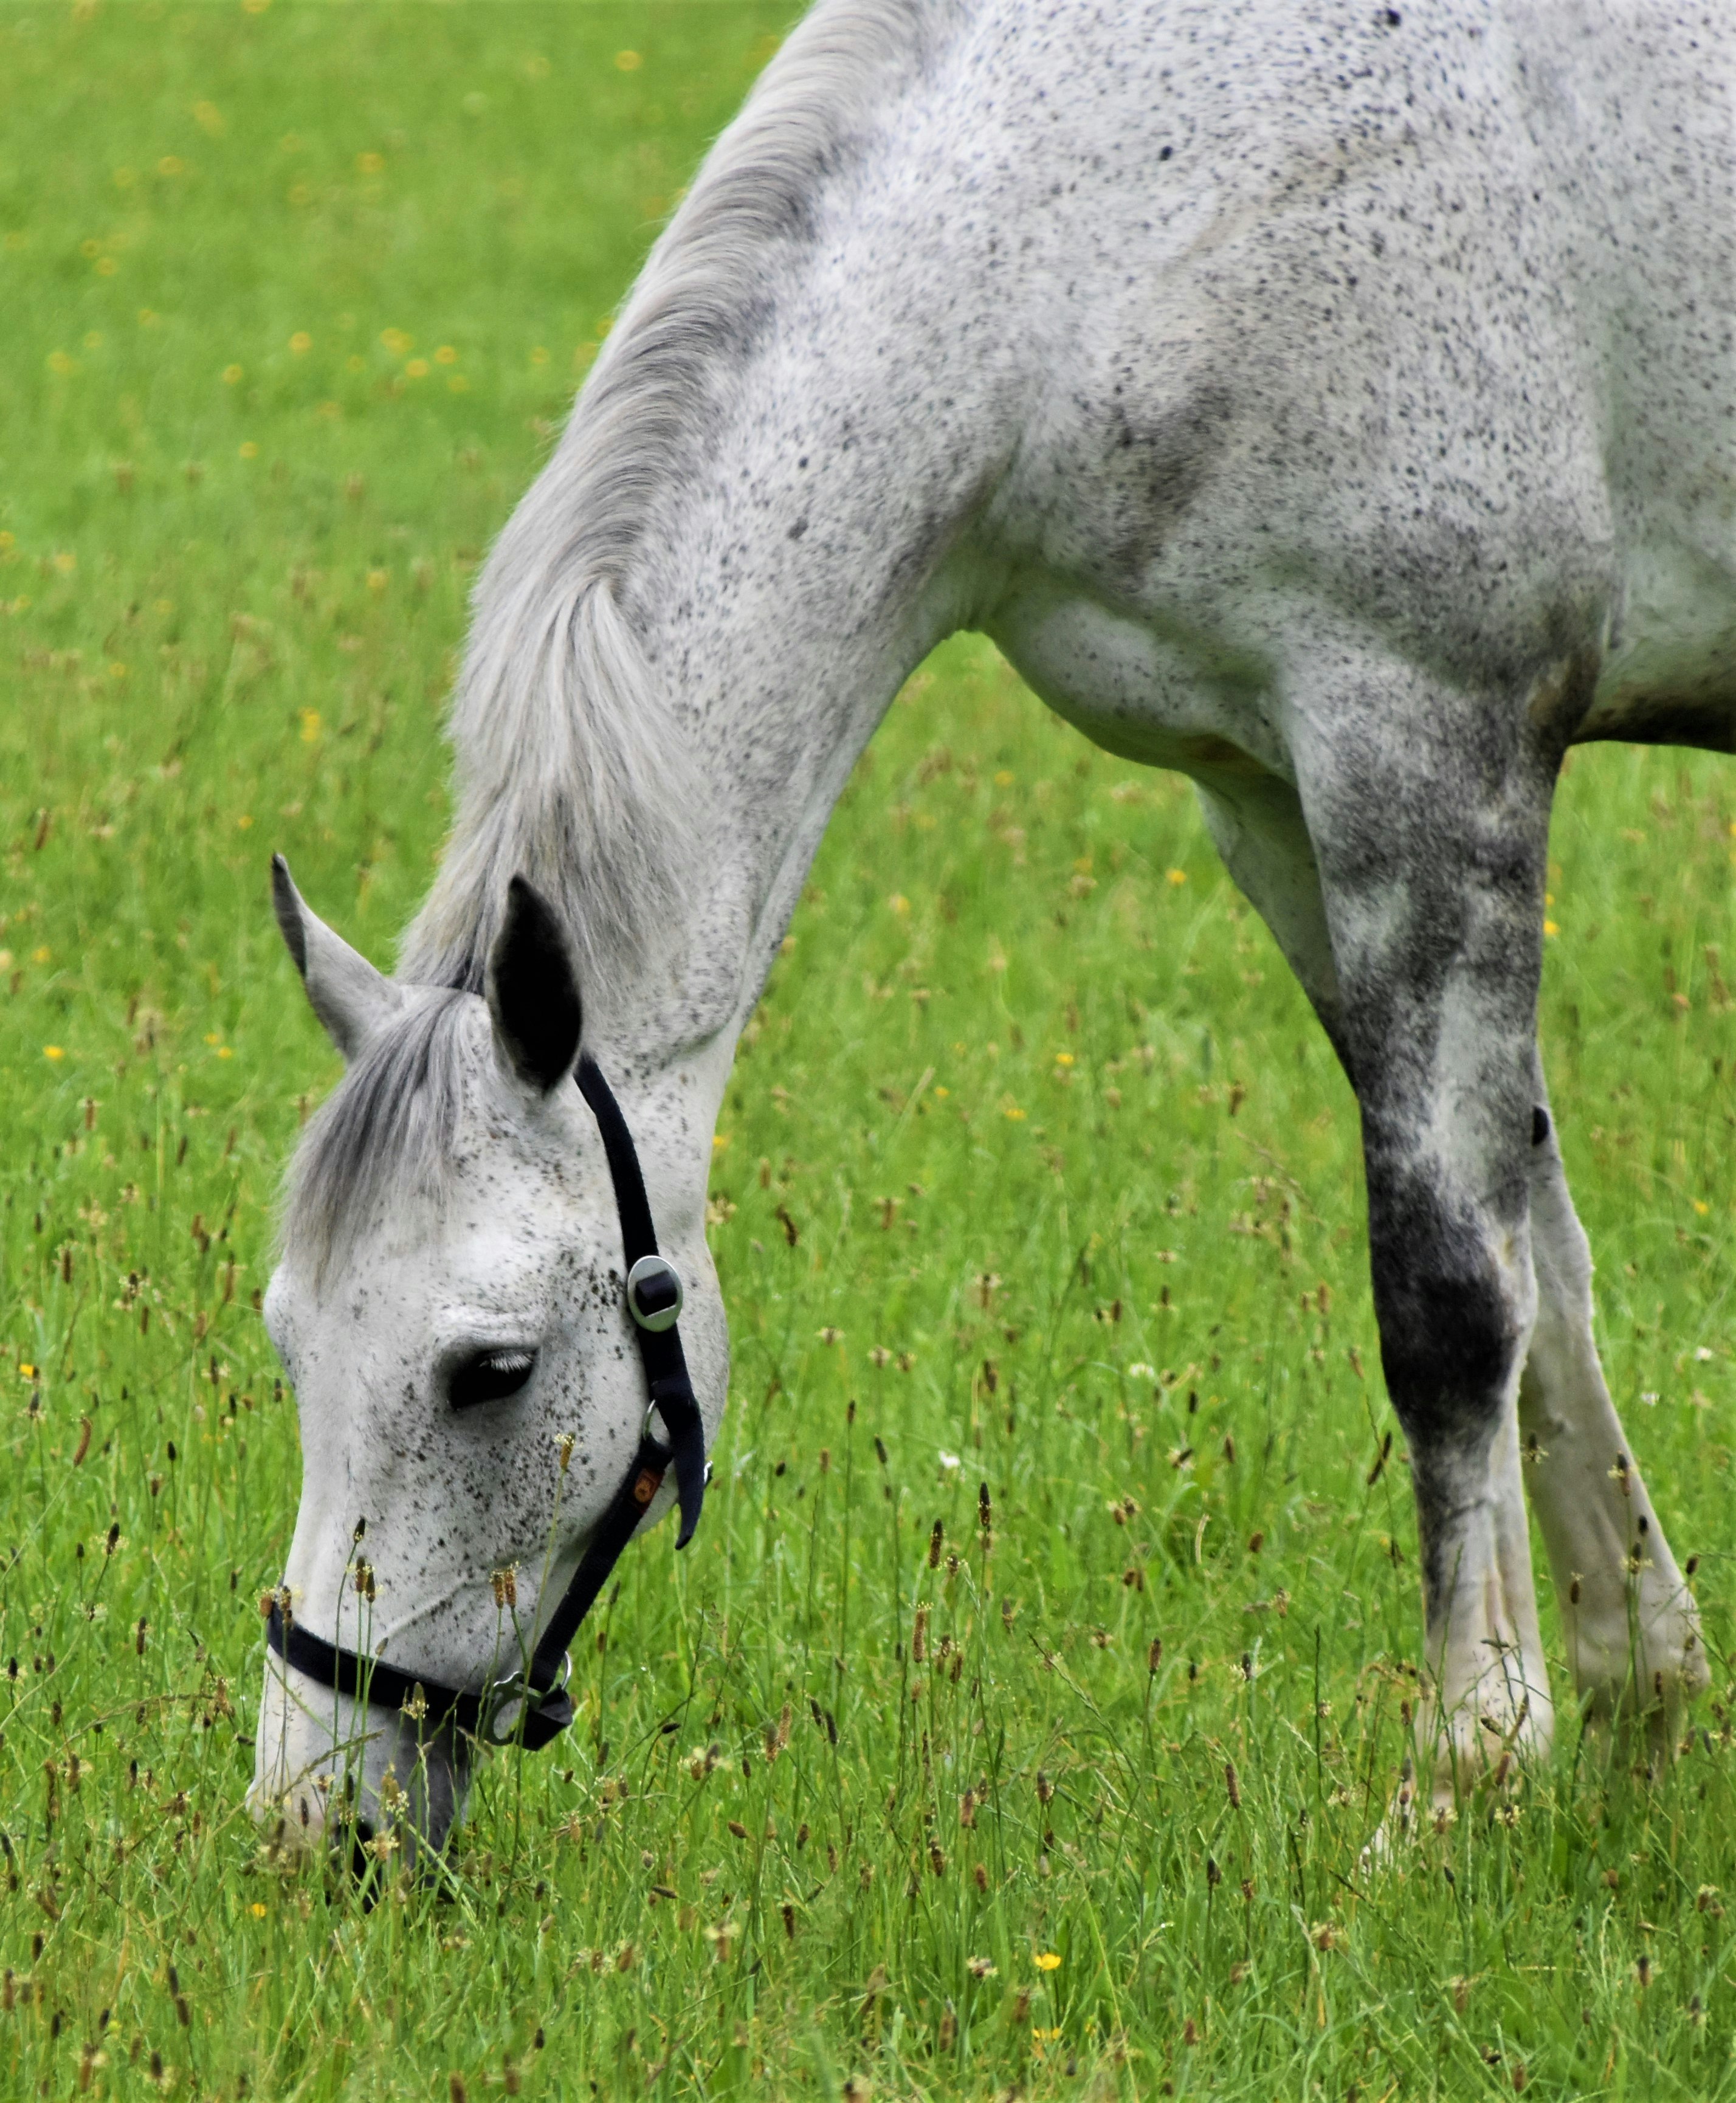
[43,1047,64,1062]
[222,363,243,384]
[615,49,642,71]
[435,345,458,365]
[1035,1952,1061,1972]
[405,358,429,379]
[1166,867,1187,886]
[289,331,312,354]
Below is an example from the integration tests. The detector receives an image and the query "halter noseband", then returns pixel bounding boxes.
[266,1052,709,1752]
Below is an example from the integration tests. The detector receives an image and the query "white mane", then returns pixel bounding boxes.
[396,0,942,999]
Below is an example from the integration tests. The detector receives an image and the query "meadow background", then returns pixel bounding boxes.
[1,4,1734,2097]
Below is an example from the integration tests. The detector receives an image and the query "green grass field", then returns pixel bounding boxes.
[2,5,1735,2097]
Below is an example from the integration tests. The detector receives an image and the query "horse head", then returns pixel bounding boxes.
[249,859,723,1862]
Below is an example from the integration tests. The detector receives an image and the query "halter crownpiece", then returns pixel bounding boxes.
[266,1051,709,1752]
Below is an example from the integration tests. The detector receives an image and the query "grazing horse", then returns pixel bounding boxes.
[252,0,1732,1852]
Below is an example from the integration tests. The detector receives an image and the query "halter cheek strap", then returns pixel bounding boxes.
[266,1053,709,1752]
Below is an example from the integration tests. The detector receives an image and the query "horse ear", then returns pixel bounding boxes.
[486,876,584,1093]
[272,854,404,1060]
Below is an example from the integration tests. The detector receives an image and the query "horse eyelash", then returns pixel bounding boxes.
[449,1349,537,1411]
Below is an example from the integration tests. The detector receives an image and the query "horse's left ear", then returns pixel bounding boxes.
[486,876,584,1093]
[272,853,405,1060]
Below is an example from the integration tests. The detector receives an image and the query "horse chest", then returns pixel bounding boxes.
[987,579,1287,784]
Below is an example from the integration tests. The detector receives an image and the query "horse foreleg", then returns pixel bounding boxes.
[1201,764,1554,1811]
[1520,1080,1707,1740]
[1290,689,1571,1819]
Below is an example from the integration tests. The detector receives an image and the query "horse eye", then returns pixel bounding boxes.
[449,1348,536,1412]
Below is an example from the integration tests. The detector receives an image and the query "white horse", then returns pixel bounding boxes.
[252,0,1732,1853]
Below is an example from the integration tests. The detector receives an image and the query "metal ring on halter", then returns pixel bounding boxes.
[625,1253,683,1332]
[479,1648,572,1747]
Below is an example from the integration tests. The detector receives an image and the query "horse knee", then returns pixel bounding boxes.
[1366,1162,1531,1448]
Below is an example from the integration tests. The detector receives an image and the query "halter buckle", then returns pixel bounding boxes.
[478,1649,571,1747]
[625,1253,683,1332]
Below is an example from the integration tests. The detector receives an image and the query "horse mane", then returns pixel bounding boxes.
[396,0,941,1001]
[283,991,475,1282]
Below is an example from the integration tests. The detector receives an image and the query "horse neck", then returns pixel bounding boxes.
[410,241,1014,1112]
[607,403,992,1089]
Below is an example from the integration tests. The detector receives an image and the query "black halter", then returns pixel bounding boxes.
[266,1052,709,1752]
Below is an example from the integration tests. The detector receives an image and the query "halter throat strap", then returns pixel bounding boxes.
[267,1053,708,1752]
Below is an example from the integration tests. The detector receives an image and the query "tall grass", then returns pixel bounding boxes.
[1,5,1733,2096]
